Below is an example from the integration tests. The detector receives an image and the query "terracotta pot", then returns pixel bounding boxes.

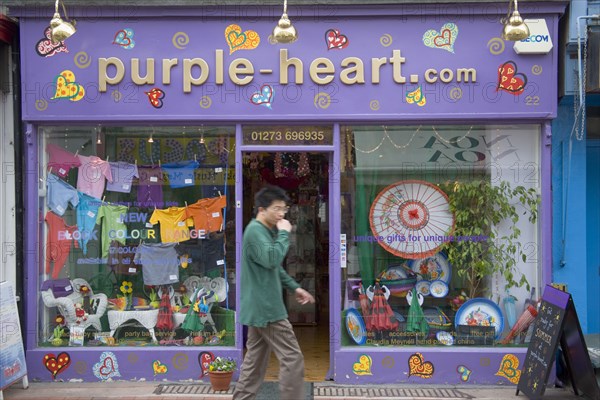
[208,370,233,391]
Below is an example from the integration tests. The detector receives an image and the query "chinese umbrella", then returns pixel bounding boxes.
[501,304,538,344]
[156,285,174,331]
[365,283,398,331]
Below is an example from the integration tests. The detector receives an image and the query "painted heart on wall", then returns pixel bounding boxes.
[113,28,136,50]
[325,29,349,50]
[352,354,373,375]
[153,359,168,375]
[250,84,274,109]
[457,365,472,382]
[145,88,165,108]
[408,352,434,378]
[406,86,426,106]
[496,61,527,95]
[495,354,522,384]
[93,351,121,380]
[198,351,215,377]
[423,23,458,53]
[43,352,71,380]
[35,26,68,57]
[51,70,85,101]
[225,24,260,54]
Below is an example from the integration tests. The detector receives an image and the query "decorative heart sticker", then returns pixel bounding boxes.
[198,351,215,378]
[93,351,121,380]
[406,87,426,107]
[250,85,274,109]
[51,70,85,101]
[457,365,472,382]
[225,24,260,54]
[408,353,434,378]
[153,359,168,375]
[325,29,349,50]
[495,354,521,384]
[423,23,458,53]
[145,88,165,108]
[352,354,373,375]
[43,352,71,380]
[36,26,69,57]
[113,28,135,50]
[497,61,527,95]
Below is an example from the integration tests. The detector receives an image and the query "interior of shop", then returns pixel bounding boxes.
[242,151,331,381]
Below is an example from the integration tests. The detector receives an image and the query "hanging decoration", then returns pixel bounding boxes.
[36,26,68,57]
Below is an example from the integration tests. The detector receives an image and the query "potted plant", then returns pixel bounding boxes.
[441,180,539,299]
[207,356,237,391]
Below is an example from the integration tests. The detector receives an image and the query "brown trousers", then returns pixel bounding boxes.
[232,319,305,400]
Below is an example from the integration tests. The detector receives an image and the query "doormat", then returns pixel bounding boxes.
[154,382,313,399]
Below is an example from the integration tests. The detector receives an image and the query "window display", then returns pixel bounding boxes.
[38,126,236,348]
[340,124,540,348]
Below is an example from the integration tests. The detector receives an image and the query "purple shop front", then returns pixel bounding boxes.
[12,2,563,385]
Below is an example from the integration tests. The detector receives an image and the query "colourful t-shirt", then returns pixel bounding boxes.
[183,196,227,234]
[46,174,79,216]
[46,143,81,178]
[77,155,113,199]
[149,207,194,243]
[134,243,179,286]
[76,192,102,255]
[45,211,79,279]
[106,161,138,193]
[162,160,200,188]
[137,166,164,207]
[96,204,129,259]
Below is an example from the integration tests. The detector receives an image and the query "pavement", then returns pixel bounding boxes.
[0,380,590,400]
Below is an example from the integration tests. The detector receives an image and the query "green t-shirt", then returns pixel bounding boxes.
[238,219,300,327]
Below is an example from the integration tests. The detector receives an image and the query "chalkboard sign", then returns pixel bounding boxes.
[517,284,600,399]
[0,281,28,393]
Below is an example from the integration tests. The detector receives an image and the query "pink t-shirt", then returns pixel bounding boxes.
[46,143,81,178]
[77,155,113,199]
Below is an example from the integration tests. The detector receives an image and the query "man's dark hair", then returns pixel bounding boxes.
[254,185,290,214]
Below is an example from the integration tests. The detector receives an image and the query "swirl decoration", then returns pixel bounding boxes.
[73,361,87,374]
[127,353,139,364]
[35,99,48,111]
[74,52,91,69]
[448,87,463,101]
[314,92,331,109]
[172,32,190,50]
[369,100,380,110]
[172,353,189,370]
[111,90,122,102]
[487,37,505,55]
[199,96,212,109]
[531,65,543,75]
[380,34,393,47]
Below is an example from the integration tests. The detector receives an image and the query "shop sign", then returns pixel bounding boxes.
[513,19,553,54]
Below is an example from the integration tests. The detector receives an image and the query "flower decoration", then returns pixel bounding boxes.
[120,281,134,310]
[208,356,237,372]
[449,291,468,311]
[79,284,91,296]
[55,314,65,325]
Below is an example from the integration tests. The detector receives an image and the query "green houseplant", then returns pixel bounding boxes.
[207,356,237,391]
[441,180,539,299]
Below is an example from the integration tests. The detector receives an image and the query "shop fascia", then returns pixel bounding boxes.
[98,48,478,92]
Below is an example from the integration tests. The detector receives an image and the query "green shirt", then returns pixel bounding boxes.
[239,219,300,327]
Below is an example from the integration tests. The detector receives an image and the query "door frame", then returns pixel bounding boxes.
[234,123,340,379]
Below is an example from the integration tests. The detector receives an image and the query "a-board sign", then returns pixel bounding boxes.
[517,284,600,399]
[0,281,28,390]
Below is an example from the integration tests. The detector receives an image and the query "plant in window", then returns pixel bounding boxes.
[148,288,160,309]
[441,180,539,299]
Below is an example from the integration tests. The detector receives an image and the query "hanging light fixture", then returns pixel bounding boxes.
[501,0,529,41]
[96,126,102,145]
[148,134,154,143]
[270,0,298,44]
[50,0,77,44]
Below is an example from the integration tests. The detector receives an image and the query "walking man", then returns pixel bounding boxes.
[233,185,315,400]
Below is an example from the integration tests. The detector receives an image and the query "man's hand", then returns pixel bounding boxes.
[295,288,315,305]
[277,219,292,232]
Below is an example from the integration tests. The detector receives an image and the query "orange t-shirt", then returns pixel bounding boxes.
[150,207,194,243]
[183,196,227,234]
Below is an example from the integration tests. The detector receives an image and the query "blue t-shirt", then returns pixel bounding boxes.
[47,174,79,216]
[76,192,101,255]
[162,160,200,188]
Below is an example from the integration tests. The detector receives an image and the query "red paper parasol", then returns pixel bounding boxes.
[365,283,398,331]
[501,304,538,344]
[156,286,174,331]
[369,180,454,259]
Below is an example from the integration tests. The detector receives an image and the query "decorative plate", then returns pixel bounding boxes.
[410,252,452,283]
[416,281,431,296]
[429,280,449,298]
[455,298,504,339]
[423,307,452,330]
[345,308,367,345]
[377,264,417,297]
[369,180,454,259]
[436,331,454,346]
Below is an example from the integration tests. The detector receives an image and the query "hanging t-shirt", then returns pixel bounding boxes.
[106,161,139,193]
[45,211,79,279]
[76,192,102,255]
[161,160,200,188]
[137,166,164,207]
[46,143,81,178]
[150,207,194,243]
[96,204,128,259]
[77,155,113,199]
[183,196,227,234]
[108,241,141,276]
[134,243,179,286]
[176,234,225,276]
[46,173,79,216]
[124,206,161,243]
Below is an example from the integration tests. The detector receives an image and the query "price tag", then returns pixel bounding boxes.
[128,268,137,273]
[56,205,65,213]
[215,167,223,173]
[87,211,95,218]
[169,275,177,281]
[122,184,130,190]
[184,178,193,184]
[150,176,158,182]
[146,222,153,228]
[217,259,225,265]
[212,212,220,218]
[58,168,66,175]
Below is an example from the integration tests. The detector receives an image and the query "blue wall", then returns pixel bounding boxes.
[586,140,600,333]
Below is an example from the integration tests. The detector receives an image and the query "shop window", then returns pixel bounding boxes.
[37,126,236,347]
[340,124,541,348]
